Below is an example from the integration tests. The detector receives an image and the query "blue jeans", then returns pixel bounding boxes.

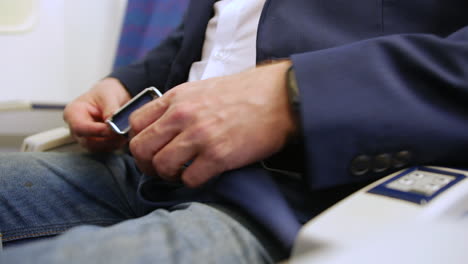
[0,152,273,263]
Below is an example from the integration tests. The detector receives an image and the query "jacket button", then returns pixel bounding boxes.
[373,153,391,173]
[393,150,412,168]
[350,155,371,176]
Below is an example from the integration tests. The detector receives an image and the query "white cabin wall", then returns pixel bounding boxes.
[0,0,128,151]
[0,0,127,103]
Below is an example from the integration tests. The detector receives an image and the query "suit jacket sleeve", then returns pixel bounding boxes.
[109,22,185,97]
[291,26,468,190]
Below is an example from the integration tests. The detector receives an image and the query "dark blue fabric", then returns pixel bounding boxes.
[110,0,468,251]
[213,167,302,248]
[113,0,189,68]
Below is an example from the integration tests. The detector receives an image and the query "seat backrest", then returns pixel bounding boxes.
[114,0,190,68]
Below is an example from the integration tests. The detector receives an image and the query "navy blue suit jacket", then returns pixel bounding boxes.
[110,0,468,251]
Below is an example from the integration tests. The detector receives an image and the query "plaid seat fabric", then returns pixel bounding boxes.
[114,0,190,68]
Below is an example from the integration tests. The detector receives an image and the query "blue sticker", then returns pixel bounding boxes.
[368,167,466,205]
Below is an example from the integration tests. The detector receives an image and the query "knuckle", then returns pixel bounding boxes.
[188,123,213,143]
[153,154,167,169]
[147,124,163,139]
[129,138,143,159]
[169,103,196,123]
[129,114,142,133]
[164,86,180,100]
[149,123,159,133]
[154,97,169,109]
[205,146,227,167]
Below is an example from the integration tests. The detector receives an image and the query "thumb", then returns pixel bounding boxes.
[102,99,122,120]
[98,90,129,121]
[93,77,131,120]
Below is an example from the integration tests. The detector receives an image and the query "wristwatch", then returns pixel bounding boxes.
[286,65,301,119]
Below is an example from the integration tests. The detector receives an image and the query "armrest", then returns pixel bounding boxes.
[289,218,468,264]
[21,127,81,152]
[291,166,468,262]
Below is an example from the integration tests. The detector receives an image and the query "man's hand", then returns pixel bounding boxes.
[63,78,131,152]
[129,60,298,187]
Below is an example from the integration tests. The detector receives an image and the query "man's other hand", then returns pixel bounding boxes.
[129,60,298,187]
[64,78,131,152]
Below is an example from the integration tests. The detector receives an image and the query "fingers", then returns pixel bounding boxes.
[68,107,126,152]
[76,135,127,152]
[65,100,126,152]
[129,117,182,167]
[133,130,224,188]
[129,85,228,187]
[133,122,227,187]
[132,138,197,181]
[126,63,295,188]
[129,97,170,135]
[129,98,196,175]
[151,133,199,181]
[71,121,113,138]
[181,154,224,188]
[63,78,132,153]
[64,102,114,137]
[133,156,158,177]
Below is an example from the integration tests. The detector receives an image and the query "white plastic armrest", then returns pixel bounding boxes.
[21,127,76,152]
[290,166,468,263]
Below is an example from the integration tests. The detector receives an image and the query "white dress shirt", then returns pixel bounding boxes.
[187,0,266,82]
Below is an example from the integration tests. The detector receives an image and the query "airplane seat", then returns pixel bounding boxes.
[13,1,468,263]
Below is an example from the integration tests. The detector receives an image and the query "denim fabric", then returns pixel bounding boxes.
[0,152,272,263]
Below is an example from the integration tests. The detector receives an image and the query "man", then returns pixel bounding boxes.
[1,0,468,263]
